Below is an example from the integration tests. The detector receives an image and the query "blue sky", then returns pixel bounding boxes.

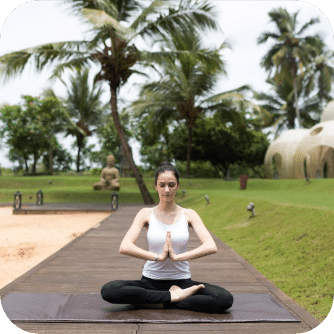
[0,0,334,169]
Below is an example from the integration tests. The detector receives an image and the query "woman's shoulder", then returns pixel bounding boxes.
[137,207,152,218]
[183,207,198,228]
[134,208,152,230]
[184,207,197,218]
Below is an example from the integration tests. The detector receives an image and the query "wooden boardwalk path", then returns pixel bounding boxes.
[1,205,319,333]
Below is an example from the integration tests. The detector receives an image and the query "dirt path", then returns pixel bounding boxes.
[0,207,110,289]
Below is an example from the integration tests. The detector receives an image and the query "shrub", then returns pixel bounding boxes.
[91,168,102,176]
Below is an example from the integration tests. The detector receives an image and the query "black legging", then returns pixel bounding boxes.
[101,275,233,313]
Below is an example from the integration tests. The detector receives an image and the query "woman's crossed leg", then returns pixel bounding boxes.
[101,277,233,313]
[168,278,234,313]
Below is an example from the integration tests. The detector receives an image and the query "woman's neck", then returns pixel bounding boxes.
[157,201,177,213]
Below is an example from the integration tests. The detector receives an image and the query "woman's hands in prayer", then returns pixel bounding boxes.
[156,231,179,262]
[167,231,179,261]
[157,233,169,261]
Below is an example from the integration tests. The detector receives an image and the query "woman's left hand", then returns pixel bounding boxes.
[167,231,179,262]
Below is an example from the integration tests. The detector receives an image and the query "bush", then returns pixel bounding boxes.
[90,168,102,176]
[175,161,218,178]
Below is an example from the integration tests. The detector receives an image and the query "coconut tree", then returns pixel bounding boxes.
[62,68,108,172]
[254,78,320,138]
[131,26,256,176]
[258,7,323,128]
[0,0,221,204]
[303,48,334,110]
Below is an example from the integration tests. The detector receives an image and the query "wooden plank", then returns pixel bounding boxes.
[15,322,137,334]
[138,323,307,333]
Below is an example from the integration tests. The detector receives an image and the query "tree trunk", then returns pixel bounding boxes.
[49,149,54,175]
[32,152,38,175]
[186,123,194,177]
[76,144,82,173]
[291,66,301,128]
[109,85,154,204]
[24,158,29,172]
[287,107,295,129]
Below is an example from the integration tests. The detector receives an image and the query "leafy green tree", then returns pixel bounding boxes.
[0,0,219,204]
[169,114,269,177]
[131,112,172,170]
[258,7,323,128]
[42,145,74,172]
[132,25,255,175]
[90,109,133,168]
[8,148,29,173]
[0,95,70,174]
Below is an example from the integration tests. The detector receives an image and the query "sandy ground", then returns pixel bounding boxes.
[0,207,111,289]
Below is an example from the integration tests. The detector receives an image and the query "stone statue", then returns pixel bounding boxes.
[93,154,120,191]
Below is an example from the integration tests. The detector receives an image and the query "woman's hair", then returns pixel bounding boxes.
[154,161,180,185]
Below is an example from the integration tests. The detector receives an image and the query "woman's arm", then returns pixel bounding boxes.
[169,209,218,261]
[120,242,158,261]
[119,208,156,260]
[119,208,168,261]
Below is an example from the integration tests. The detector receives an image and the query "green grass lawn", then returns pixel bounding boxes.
[0,175,159,204]
[1,175,333,321]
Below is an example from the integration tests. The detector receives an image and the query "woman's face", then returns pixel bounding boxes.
[155,171,179,202]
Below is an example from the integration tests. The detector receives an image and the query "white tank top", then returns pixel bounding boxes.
[142,208,191,279]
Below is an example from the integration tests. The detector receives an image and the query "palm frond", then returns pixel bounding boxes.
[50,56,94,81]
[0,41,90,83]
[135,0,220,42]
[297,17,320,35]
[130,0,165,31]
[204,85,251,104]
[81,8,131,40]
[257,32,281,44]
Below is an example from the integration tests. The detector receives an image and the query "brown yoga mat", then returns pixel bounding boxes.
[1,293,299,323]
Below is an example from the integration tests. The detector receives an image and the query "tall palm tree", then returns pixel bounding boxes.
[131,26,256,176]
[0,0,220,204]
[303,48,334,110]
[254,78,320,138]
[62,68,108,172]
[258,7,323,128]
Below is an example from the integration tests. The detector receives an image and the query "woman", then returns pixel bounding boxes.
[101,162,234,313]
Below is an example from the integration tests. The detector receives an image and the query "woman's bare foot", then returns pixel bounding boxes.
[169,284,205,303]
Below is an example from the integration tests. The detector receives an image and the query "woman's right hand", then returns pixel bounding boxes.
[157,233,169,261]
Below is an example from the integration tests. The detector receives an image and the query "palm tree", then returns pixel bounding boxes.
[62,68,108,172]
[0,0,220,204]
[258,7,323,128]
[303,48,334,110]
[254,78,320,138]
[131,26,256,175]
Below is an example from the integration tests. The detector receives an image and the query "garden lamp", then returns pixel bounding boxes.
[247,202,256,216]
[36,190,43,206]
[14,191,22,209]
[111,192,119,211]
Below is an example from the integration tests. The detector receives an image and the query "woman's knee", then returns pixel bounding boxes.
[207,287,234,311]
[101,280,123,301]
[223,292,234,310]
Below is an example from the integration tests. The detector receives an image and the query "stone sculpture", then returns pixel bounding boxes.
[93,154,120,191]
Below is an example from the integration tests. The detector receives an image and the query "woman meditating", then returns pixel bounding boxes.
[101,162,234,313]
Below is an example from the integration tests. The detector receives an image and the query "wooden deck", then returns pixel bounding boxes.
[0,205,319,333]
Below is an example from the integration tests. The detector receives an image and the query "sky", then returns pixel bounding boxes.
[0,0,334,169]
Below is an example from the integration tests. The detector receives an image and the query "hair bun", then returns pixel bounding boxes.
[159,161,172,167]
